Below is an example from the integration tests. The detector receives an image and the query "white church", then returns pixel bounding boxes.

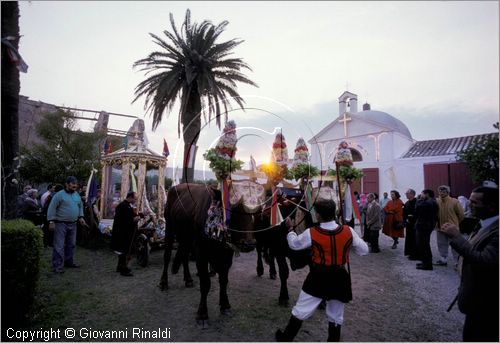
[308,91,496,199]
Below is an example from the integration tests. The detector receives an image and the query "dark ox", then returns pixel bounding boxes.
[254,189,313,306]
[159,183,256,327]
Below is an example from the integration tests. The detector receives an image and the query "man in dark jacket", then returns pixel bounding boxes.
[439,186,498,342]
[415,189,438,270]
[111,191,142,276]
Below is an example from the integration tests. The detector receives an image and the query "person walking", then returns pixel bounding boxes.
[365,193,382,253]
[439,186,498,342]
[434,185,464,267]
[403,189,418,259]
[275,199,368,342]
[47,176,88,273]
[382,190,404,249]
[111,191,142,277]
[415,189,439,270]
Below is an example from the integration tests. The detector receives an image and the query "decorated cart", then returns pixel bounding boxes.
[99,119,168,265]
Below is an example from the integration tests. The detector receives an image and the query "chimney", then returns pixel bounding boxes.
[348,97,358,113]
[363,102,371,111]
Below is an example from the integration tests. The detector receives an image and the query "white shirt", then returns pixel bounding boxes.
[40,190,52,207]
[287,220,369,256]
[480,215,499,231]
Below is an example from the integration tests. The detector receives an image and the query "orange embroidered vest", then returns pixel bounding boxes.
[311,225,353,266]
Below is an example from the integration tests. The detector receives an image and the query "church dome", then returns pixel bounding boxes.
[357,110,412,138]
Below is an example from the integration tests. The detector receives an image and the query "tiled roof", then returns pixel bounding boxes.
[402,133,498,158]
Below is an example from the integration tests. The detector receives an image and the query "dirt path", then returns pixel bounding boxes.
[29,231,464,341]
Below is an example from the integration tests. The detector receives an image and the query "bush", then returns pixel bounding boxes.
[1,219,44,328]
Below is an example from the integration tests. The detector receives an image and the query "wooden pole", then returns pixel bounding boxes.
[335,162,345,224]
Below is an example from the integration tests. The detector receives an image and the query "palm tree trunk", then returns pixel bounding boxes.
[181,91,202,183]
[1,2,21,219]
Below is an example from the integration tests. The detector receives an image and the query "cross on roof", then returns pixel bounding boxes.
[339,112,352,137]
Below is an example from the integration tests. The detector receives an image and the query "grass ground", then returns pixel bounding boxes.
[27,231,465,341]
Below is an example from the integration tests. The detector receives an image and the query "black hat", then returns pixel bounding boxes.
[65,176,78,184]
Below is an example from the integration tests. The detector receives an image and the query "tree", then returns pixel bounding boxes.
[457,122,499,184]
[1,1,21,219]
[133,9,257,183]
[18,110,106,185]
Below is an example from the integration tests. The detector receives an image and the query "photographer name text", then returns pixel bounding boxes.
[6,327,171,341]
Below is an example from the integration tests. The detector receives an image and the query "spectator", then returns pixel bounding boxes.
[40,184,55,208]
[42,184,64,247]
[276,199,368,342]
[415,189,439,270]
[359,193,369,242]
[365,193,382,253]
[404,189,418,260]
[382,190,405,249]
[16,184,32,217]
[434,185,464,268]
[458,195,472,217]
[439,186,498,341]
[23,189,42,225]
[47,176,88,273]
[379,192,389,224]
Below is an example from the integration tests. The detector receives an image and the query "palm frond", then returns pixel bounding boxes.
[133,9,257,135]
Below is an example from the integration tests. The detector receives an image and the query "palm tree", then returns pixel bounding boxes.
[133,9,257,183]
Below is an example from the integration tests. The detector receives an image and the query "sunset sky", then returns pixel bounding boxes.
[18,1,499,174]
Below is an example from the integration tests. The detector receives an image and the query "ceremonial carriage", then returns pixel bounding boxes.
[98,119,168,266]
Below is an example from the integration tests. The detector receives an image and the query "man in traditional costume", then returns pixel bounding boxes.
[276,199,368,342]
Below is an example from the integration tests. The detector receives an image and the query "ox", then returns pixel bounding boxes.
[159,182,256,327]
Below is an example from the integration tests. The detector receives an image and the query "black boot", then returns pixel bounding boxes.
[116,254,126,272]
[275,315,302,342]
[327,322,341,342]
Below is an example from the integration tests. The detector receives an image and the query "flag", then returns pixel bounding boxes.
[184,144,197,168]
[163,139,170,157]
[103,139,109,154]
[304,182,318,223]
[343,184,360,222]
[222,179,231,225]
[250,155,257,172]
[86,169,98,207]
[1,37,29,73]
[107,141,113,154]
[270,186,284,225]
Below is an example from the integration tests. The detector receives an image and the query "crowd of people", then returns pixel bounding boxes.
[13,177,498,342]
[350,184,498,342]
[355,185,479,272]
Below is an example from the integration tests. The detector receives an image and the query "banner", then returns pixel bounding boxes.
[343,183,360,222]
[304,182,318,223]
[163,139,170,157]
[270,186,284,225]
[184,144,197,169]
[86,169,98,207]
